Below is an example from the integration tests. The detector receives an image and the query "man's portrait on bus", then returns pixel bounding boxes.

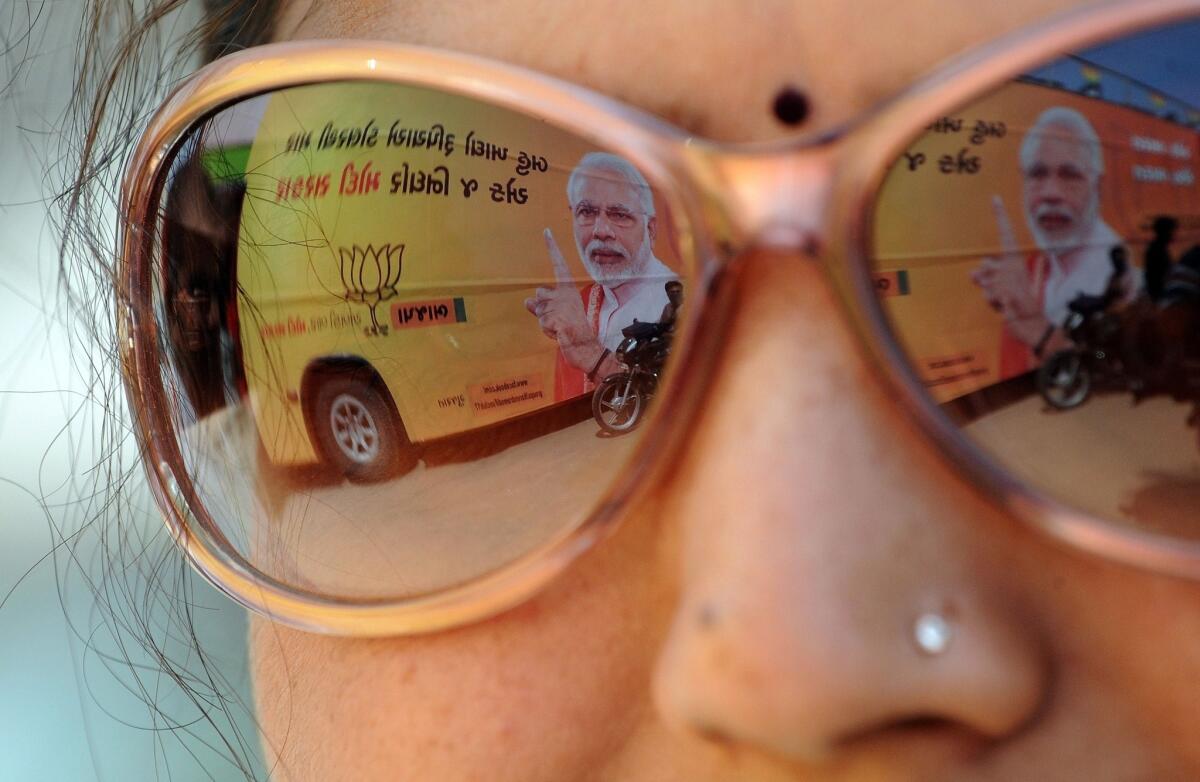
[524,152,678,400]
[973,106,1140,376]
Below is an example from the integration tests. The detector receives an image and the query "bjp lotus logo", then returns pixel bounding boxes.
[338,243,404,336]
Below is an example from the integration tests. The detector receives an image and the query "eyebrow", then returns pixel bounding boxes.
[574,200,637,211]
[1024,161,1089,177]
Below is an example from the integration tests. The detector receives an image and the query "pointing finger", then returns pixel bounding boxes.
[544,228,572,286]
[991,194,1020,258]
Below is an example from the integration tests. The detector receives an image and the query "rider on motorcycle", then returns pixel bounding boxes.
[1067,245,1132,320]
[619,280,684,342]
[1036,245,1138,409]
[1065,245,1135,355]
[592,281,685,433]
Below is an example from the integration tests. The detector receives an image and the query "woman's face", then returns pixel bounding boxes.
[249,1,1200,779]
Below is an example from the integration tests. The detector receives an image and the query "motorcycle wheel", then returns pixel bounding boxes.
[592,373,644,434]
[1038,349,1092,409]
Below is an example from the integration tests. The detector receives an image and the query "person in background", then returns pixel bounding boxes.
[1145,215,1179,302]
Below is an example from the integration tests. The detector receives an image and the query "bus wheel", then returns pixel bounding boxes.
[311,374,414,481]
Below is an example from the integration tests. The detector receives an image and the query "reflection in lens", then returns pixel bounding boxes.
[872,18,1200,540]
[150,82,691,600]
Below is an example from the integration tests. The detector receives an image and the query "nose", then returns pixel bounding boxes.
[591,211,618,240]
[1036,177,1065,204]
[651,250,1048,761]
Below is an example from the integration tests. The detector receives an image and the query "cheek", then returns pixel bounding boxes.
[249,499,678,782]
[619,226,647,255]
[1066,183,1092,215]
[1023,181,1039,208]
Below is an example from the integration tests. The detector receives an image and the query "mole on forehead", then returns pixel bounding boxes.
[275,0,813,139]
[276,0,1091,141]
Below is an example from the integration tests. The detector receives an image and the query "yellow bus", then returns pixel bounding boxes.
[180,82,684,480]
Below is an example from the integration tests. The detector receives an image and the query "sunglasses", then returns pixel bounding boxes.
[120,0,1200,636]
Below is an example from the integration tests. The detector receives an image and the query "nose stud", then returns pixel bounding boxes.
[912,612,954,656]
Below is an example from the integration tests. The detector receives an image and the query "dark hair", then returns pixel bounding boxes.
[200,0,280,60]
[53,2,279,778]
[1153,215,1179,239]
[1110,244,1129,273]
[63,0,277,274]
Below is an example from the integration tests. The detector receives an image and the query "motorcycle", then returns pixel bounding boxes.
[1037,293,1129,410]
[1038,263,1200,411]
[592,319,672,434]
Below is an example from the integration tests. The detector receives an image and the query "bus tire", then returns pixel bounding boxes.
[310,373,415,481]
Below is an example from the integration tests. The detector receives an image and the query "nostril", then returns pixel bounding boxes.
[839,714,968,748]
[887,715,958,734]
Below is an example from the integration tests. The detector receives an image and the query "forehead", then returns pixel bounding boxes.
[1027,130,1091,168]
[277,0,1094,143]
[572,173,641,206]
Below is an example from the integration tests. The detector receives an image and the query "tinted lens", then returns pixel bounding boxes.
[872,18,1200,539]
[143,81,694,600]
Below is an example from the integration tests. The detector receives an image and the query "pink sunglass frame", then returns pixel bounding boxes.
[119,0,1200,636]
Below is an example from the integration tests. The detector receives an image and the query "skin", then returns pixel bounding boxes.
[569,174,657,287]
[1023,130,1099,253]
[250,1,1200,779]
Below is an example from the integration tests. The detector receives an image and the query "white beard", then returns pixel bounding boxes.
[577,235,652,286]
[1026,190,1100,258]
